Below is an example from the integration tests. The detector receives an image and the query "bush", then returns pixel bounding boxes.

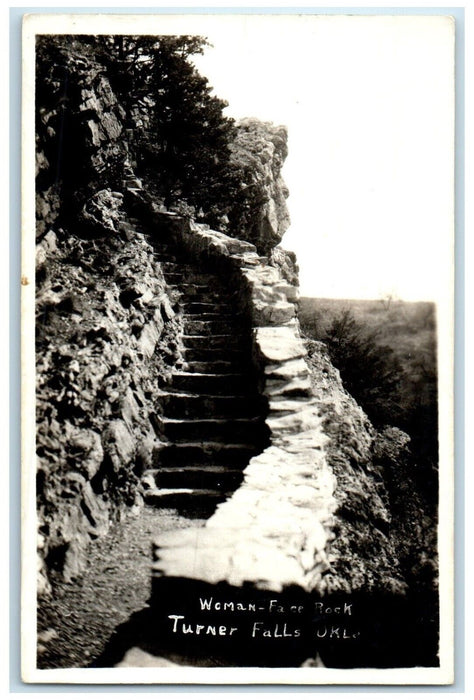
[303,306,438,502]
[319,309,405,428]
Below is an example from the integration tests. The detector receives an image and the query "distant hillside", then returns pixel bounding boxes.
[299,297,438,495]
[299,297,435,357]
[299,297,436,385]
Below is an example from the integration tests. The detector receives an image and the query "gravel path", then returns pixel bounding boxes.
[37,506,205,669]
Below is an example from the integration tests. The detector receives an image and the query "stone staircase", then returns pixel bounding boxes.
[141,242,269,516]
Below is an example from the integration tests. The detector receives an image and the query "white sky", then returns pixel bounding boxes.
[192,15,455,302]
[20,12,455,304]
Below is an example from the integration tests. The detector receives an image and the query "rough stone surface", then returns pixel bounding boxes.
[229,118,291,255]
[35,223,182,589]
[35,38,133,233]
[270,246,300,287]
[34,38,190,589]
[78,189,124,236]
[254,326,307,362]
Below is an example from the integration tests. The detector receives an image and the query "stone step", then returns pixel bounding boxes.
[144,466,243,491]
[161,262,206,272]
[182,334,248,350]
[182,360,252,374]
[180,302,235,315]
[183,318,248,335]
[175,284,237,298]
[183,347,249,363]
[170,371,253,395]
[159,392,266,420]
[175,291,232,305]
[178,296,238,309]
[154,442,260,467]
[158,416,267,443]
[143,487,227,516]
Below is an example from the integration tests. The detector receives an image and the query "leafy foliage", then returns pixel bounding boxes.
[138,37,237,216]
[301,300,439,501]
[321,309,405,427]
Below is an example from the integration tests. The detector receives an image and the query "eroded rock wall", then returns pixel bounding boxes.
[305,341,407,593]
[35,36,137,239]
[35,218,182,593]
[34,38,180,592]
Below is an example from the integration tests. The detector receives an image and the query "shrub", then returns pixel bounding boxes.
[320,309,405,428]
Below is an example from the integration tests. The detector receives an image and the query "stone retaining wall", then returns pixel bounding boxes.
[152,215,338,593]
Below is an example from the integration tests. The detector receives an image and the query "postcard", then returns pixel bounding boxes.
[21,12,455,684]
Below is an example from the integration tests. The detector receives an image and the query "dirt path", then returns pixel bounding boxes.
[37,507,205,669]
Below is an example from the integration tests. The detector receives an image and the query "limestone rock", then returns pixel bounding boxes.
[265,375,313,397]
[102,420,135,471]
[266,406,319,434]
[230,119,291,255]
[254,326,307,363]
[36,37,131,229]
[36,149,49,177]
[120,387,141,427]
[79,189,124,235]
[36,230,58,269]
[253,299,296,326]
[138,321,161,359]
[304,339,407,593]
[68,428,104,480]
[101,111,122,140]
[35,213,182,590]
[270,246,299,287]
[81,482,110,539]
[274,281,299,303]
[265,358,309,380]
[268,397,315,413]
[35,187,61,238]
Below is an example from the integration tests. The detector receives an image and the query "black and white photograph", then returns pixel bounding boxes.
[21,12,454,684]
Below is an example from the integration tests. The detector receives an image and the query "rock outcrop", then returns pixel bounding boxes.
[35,36,137,239]
[304,340,406,593]
[229,118,291,255]
[35,215,182,592]
[35,38,165,590]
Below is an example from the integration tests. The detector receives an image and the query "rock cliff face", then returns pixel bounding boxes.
[36,216,182,593]
[35,37,133,238]
[305,341,406,593]
[34,40,178,590]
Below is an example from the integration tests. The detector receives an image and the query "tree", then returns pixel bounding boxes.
[137,36,237,218]
[36,34,270,235]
